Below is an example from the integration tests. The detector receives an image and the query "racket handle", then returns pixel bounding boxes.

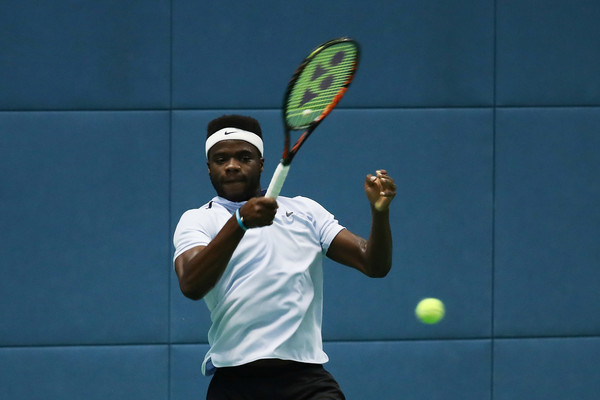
[265,163,290,199]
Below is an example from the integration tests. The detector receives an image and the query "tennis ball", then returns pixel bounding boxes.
[415,298,445,324]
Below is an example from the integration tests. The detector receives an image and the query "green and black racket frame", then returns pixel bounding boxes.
[265,37,360,198]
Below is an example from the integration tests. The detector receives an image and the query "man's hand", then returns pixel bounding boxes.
[365,170,396,212]
[238,197,278,228]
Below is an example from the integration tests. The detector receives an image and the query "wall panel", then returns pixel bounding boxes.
[0,111,170,345]
[171,0,494,109]
[326,340,492,399]
[494,337,600,400]
[0,345,169,400]
[496,0,600,106]
[495,108,600,337]
[0,1,171,110]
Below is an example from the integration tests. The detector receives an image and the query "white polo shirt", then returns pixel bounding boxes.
[173,195,345,375]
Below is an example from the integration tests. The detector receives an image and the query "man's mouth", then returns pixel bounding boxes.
[223,178,244,184]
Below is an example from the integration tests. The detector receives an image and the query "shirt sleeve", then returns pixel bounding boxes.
[297,196,345,253]
[173,209,213,262]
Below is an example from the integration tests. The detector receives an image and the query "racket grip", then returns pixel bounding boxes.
[265,163,290,199]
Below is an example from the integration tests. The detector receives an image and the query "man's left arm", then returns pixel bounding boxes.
[326,170,396,278]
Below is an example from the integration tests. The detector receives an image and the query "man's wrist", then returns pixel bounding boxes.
[235,208,248,231]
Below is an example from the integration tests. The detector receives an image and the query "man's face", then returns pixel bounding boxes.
[207,140,264,202]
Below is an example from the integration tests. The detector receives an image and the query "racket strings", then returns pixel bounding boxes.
[285,43,358,129]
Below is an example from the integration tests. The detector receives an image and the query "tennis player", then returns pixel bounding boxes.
[173,114,396,399]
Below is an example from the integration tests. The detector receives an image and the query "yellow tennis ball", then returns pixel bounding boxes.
[415,298,445,324]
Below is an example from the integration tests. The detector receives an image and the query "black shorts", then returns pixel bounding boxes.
[206,360,346,400]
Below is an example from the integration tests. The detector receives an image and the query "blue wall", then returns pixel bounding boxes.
[1,0,599,399]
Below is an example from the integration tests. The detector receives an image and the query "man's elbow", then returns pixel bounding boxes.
[365,262,392,278]
[178,280,206,301]
[368,268,390,278]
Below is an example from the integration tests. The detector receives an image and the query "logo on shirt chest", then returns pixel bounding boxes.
[279,210,295,225]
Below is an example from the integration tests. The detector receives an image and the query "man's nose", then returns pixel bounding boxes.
[225,158,241,170]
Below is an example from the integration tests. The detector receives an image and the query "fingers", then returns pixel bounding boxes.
[365,169,397,211]
[375,170,396,197]
[239,197,278,228]
[367,170,396,193]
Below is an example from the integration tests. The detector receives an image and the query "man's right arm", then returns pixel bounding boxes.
[174,197,277,300]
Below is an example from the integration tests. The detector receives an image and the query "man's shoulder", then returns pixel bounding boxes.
[278,195,330,216]
[178,198,227,220]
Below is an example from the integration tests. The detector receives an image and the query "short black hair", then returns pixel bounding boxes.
[207,115,262,139]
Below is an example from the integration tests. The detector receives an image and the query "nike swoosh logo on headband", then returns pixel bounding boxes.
[224,131,235,135]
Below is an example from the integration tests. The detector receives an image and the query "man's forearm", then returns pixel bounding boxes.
[175,216,245,300]
[364,207,393,277]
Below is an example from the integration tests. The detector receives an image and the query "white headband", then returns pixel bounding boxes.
[205,127,264,158]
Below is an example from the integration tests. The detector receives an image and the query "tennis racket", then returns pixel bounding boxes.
[265,37,360,198]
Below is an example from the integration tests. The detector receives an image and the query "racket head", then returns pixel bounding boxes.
[281,38,360,162]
